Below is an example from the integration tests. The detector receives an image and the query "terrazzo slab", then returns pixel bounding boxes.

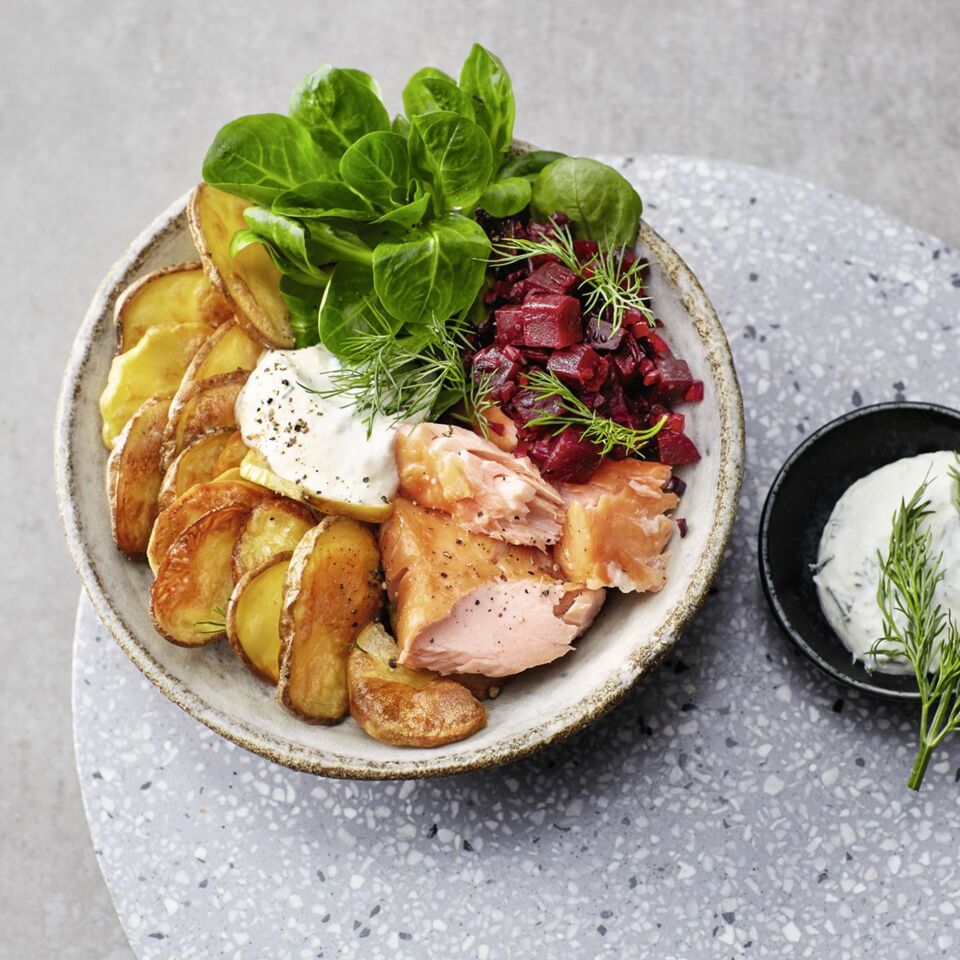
[74,155,960,960]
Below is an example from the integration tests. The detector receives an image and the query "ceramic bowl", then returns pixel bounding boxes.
[55,191,744,778]
[759,402,960,700]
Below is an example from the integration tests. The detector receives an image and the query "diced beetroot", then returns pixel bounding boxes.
[519,347,553,365]
[506,387,564,427]
[521,294,582,348]
[597,374,633,425]
[534,428,602,483]
[494,306,525,345]
[657,428,701,465]
[530,433,555,464]
[573,239,599,261]
[471,345,522,403]
[677,517,688,538]
[684,381,705,403]
[547,345,609,392]
[513,261,579,297]
[612,337,643,382]
[651,356,696,402]
[625,307,654,336]
[664,475,687,497]
[639,357,660,387]
[644,331,672,356]
[585,315,625,352]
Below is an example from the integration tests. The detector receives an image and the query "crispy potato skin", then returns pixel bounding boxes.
[160,369,249,472]
[188,183,294,348]
[151,506,250,647]
[226,553,292,683]
[277,518,382,724]
[232,499,316,582]
[147,476,273,573]
[107,396,172,556]
[115,261,233,353]
[158,430,234,513]
[348,624,487,747]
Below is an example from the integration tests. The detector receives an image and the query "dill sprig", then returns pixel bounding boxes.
[523,369,666,457]
[305,312,492,435]
[490,220,654,333]
[194,606,227,635]
[869,477,960,790]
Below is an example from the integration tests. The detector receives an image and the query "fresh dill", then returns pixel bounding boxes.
[523,368,666,457]
[869,477,960,790]
[491,219,654,333]
[194,606,227,635]
[303,312,492,436]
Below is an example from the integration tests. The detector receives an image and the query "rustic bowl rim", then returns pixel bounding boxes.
[55,187,745,780]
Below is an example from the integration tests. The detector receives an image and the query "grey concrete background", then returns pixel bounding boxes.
[1,1,956,957]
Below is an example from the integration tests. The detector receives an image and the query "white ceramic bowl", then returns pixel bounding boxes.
[56,191,744,779]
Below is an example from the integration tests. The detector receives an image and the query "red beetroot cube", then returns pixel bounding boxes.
[471,345,522,402]
[651,356,696,402]
[506,387,565,428]
[516,261,579,297]
[643,331,672,356]
[684,381,705,403]
[657,428,701,465]
[521,294,582,348]
[494,306,525,345]
[612,337,643,382]
[625,307,654,336]
[547,345,609,392]
[585,314,625,352]
[573,239,599,260]
[535,428,602,483]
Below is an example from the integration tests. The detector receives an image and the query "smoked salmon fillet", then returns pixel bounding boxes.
[395,422,563,550]
[555,460,679,593]
[380,498,605,677]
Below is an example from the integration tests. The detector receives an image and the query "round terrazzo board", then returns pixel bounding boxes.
[74,155,960,960]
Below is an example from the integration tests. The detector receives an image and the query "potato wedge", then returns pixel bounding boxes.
[99,321,212,448]
[277,518,382,723]
[159,370,248,471]
[147,475,273,573]
[116,261,233,353]
[226,554,292,683]
[106,396,172,555]
[151,506,249,646]
[212,431,249,476]
[232,499,316,581]
[157,431,235,512]
[348,624,487,747]
[239,450,393,523]
[188,183,294,348]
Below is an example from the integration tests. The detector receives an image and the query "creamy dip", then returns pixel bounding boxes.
[815,451,960,674]
[235,346,399,509]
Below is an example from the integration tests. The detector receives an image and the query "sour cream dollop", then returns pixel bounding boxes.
[236,346,399,509]
[814,451,960,674]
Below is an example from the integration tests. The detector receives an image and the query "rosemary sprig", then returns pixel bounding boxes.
[869,478,960,790]
[491,220,654,333]
[304,312,492,435]
[194,606,227,635]
[523,369,666,457]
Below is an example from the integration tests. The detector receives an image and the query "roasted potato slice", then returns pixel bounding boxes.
[158,430,237,512]
[159,370,248,471]
[348,623,487,747]
[226,554,292,683]
[147,474,273,573]
[239,450,393,523]
[232,499,316,581]
[188,183,294,348]
[211,431,249,476]
[99,321,212,448]
[116,261,233,353]
[151,506,250,646]
[277,517,382,723]
[107,396,172,555]
[176,319,263,388]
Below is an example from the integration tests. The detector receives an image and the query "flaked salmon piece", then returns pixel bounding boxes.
[395,422,563,550]
[380,498,605,677]
[556,460,679,593]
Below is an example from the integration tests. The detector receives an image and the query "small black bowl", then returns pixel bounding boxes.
[759,401,960,700]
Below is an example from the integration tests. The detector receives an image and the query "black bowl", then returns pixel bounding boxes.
[759,401,960,700]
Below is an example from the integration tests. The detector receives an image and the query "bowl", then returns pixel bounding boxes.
[759,401,960,700]
[55,191,744,778]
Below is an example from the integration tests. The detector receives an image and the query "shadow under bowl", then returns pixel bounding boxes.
[759,401,960,701]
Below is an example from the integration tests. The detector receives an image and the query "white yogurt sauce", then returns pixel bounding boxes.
[235,346,399,508]
[815,451,960,674]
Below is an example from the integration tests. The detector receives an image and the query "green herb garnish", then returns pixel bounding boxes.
[870,478,960,790]
[491,219,653,333]
[194,606,227,635]
[523,369,666,457]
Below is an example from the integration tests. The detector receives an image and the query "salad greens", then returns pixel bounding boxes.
[201,43,644,424]
[870,464,960,790]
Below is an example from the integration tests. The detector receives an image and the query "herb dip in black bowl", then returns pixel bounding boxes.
[759,401,960,700]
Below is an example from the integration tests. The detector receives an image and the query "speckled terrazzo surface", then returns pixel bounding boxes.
[74,156,960,959]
